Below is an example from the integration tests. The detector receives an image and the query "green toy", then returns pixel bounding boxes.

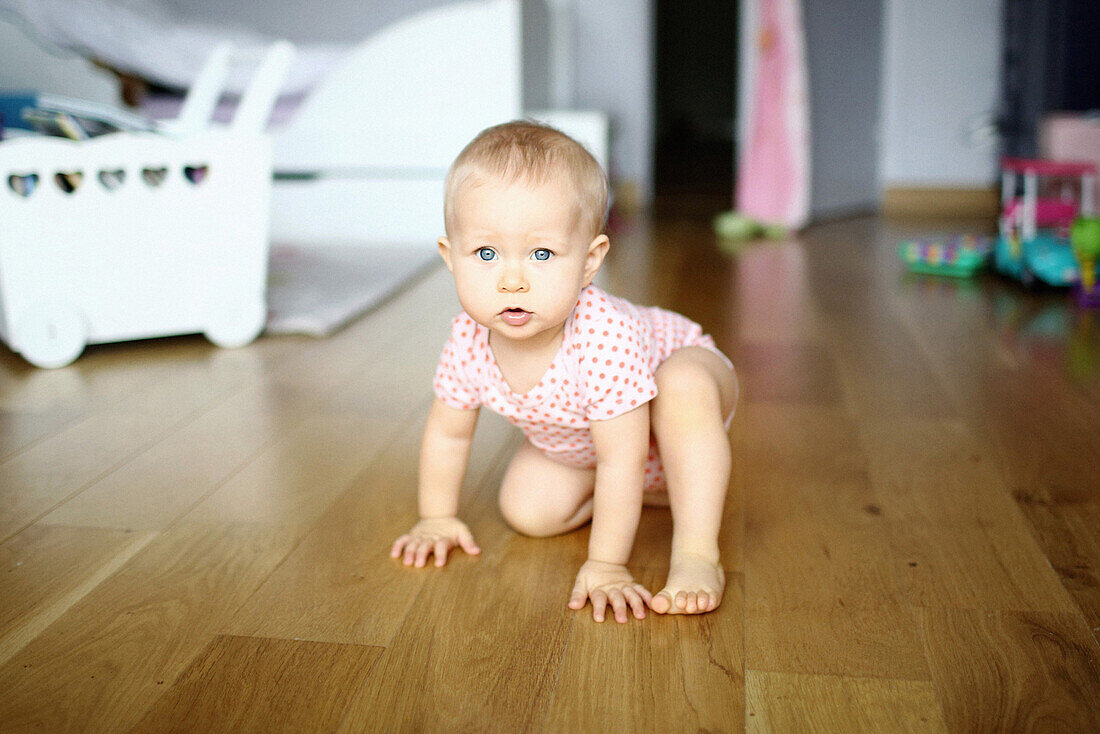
[1071,216,1100,294]
[713,211,787,243]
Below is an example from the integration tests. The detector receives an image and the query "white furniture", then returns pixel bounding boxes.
[268,0,608,246]
[2,0,609,247]
[0,43,292,368]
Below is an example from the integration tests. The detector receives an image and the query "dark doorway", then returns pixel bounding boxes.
[1001,0,1100,158]
[654,1,737,203]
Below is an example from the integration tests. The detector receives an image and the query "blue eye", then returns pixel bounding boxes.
[531,248,553,261]
[476,247,497,261]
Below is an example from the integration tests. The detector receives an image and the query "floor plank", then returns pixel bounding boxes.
[862,418,1079,613]
[336,506,583,732]
[917,607,1100,733]
[0,524,154,666]
[740,404,928,681]
[0,522,296,732]
[544,568,745,733]
[3,209,1100,730]
[0,336,296,462]
[224,412,519,647]
[745,669,949,733]
[131,635,383,733]
[0,344,291,542]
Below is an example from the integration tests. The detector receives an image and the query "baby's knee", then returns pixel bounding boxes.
[654,350,738,422]
[655,359,714,400]
[499,489,588,538]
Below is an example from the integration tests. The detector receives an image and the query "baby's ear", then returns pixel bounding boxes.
[583,234,610,285]
[438,237,455,272]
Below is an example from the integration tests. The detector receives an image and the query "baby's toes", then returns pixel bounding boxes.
[672,590,689,612]
[650,591,673,614]
[685,592,700,613]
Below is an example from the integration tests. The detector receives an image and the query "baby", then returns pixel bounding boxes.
[391,120,738,622]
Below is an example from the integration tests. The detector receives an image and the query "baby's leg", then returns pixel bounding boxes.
[649,347,739,614]
[499,440,596,537]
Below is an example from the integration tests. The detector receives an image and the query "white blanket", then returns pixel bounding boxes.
[0,0,346,94]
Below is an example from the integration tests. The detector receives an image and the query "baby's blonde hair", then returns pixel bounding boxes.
[443,120,609,238]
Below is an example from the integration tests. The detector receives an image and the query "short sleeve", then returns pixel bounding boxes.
[432,316,482,410]
[581,309,658,421]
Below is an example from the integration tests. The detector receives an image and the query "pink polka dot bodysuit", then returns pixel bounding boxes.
[433,284,732,493]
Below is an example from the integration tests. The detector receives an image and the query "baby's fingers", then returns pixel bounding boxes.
[622,587,647,620]
[568,580,588,610]
[433,540,449,567]
[590,589,609,622]
[390,535,412,558]
[608,590,629,624]
[413,542,434,568]
[457,527,481,556]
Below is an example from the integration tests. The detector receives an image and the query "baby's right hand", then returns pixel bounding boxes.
[390,517,481,568]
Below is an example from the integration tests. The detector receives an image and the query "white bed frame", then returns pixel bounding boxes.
[267,0,608,247]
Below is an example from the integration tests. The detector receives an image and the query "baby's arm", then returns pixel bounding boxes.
[568,403,653,622]
[390,397,481,567]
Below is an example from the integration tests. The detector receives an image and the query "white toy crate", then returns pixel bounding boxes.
[0,42,293,368]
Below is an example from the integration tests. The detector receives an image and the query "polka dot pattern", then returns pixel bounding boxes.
[433,285,729,493]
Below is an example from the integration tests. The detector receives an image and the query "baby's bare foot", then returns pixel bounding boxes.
[650,551,725,614]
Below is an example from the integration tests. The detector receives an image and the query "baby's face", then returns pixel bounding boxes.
[439,172,607,348]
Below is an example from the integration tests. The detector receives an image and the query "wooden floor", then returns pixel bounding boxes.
[2,204,1099,732]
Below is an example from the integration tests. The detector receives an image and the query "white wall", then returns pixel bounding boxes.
[879,0,1003,188]
[573,0,653,201]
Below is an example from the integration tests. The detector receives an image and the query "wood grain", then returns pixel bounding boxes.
[224,412,519,647]
[0,524,154,666]
[336,503,583,732]
[0,522,296,732]
[746,669,949,733]
[544,568,745,733]
[740,403,929,680]
[861,418,1078,613]
[917,607,1100,733]
[1,208,1099,730]
[131,635,383,733]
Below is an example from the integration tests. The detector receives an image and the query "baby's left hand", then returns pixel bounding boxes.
[568,559,653,623]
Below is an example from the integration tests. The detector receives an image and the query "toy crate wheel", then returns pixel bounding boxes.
[1020,264,1038,289]
[204,296,266,348]
[14,303,88,368]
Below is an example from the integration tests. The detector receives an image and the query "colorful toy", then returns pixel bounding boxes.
[995,157,1097,288]
[713,210,787,244]
[898,235,993,278]
[1071,216,1100,307]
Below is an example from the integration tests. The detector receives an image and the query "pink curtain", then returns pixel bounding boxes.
[735,0,810,229]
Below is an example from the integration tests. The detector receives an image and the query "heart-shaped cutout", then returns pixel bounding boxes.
[8,172,39,197]
[183,164,209,185]
[55,171,83,194]
[142,167,168,187]
[98,169,126,190]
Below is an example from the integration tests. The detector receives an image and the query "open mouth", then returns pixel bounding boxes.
[500,307,532,326]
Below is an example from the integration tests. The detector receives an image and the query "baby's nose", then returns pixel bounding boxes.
[498,266,529,293]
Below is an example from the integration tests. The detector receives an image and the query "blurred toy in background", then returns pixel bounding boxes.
[897,235,993,278]
[994,158,1097,288]
[1071,216,1100,307]
[713,211,786,248]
